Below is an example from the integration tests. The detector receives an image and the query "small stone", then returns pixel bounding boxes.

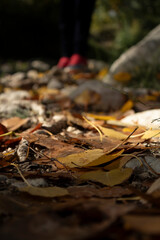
[27,70,38,80]
[31,60,50,71]
[0,63,13,73]
[47,78,63,89]
[11,72,25,82]
[0,175,8,181]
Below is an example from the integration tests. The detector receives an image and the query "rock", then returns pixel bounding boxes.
[104,24,160,85]
[0,91,44,118]
[27,70,38,80]
[47,78,63,89]
[0,175,8,181]
[11,178,48,188]
[144,156,160,174]
[0,90,30,102]
[31,60,50,71]
[125,155,160,177]
[11,72,25,82]
[120,109,160,128]
[88,59,107,72]
[69,80,126,111]
[0,63,13,73]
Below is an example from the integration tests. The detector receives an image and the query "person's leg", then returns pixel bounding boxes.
[73,0,96,56]
[67,0,96,68]
[58,0,74,68]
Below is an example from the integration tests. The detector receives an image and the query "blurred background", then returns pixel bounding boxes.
[0,0,160,63]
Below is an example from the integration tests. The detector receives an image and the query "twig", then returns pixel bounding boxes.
[11,163,31,187]
[83,116,103,142]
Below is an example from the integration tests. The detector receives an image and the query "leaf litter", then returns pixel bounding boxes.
[1,60,160,240]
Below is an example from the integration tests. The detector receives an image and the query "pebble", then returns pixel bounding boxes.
[47,78,63,89]
[27,70,38,80]
[11,72,25,82]
[31,60,50,71]
[0,175,8,181]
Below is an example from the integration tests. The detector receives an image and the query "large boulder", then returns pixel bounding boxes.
[104,24,160,85]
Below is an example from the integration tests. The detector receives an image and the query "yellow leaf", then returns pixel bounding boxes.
[86,113,116,121]
[97,68,108,79]
[141,129,160,139]
[120,100,134,113]
[85,149,124,167]
[114,72,132,83]
[58,149,105,168]
[99,126,128,140]
[19,186,68,198]
[80,168,133,186]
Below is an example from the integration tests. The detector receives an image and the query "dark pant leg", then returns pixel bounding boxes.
[59,0,74,57]
[73,0,96,56]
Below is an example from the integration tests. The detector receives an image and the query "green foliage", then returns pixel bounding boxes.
[91,0,160,62]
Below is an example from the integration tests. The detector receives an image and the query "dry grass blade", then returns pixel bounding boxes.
[11,163,31,187]
[83,116,103,142]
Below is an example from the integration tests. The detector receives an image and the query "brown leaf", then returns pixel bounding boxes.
[2,117,29,132]
[0,123,8,139]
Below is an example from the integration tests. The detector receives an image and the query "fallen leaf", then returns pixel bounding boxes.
[99,126,128,140]
[80,168,133,186]
[120,100,134,113]
[123,215,160,235]
[58,149,105,168]
[85,149,124,167]
[0,123,8,139]
[2,117,29,132]
[114,72,131,83]
[86,113,116,121]
[141,129,160,139]
[19,186,69,198]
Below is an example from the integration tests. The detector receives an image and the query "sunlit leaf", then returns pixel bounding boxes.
[2,117,29,132]
[120,100,133,113]
[85,149,124,167]
[114,72,131,83]
[97,68,108,79]
[80,168,133,186]
[86,113,116,121]
[58,149,105,168]
[141,129,160,139]
[99,126,128,140]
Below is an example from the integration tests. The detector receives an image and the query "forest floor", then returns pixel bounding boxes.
[0,59,160,240]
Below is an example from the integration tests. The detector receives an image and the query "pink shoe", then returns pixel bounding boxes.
[65,54,87,73]
[57,57,70,69]
[68,54,87,67]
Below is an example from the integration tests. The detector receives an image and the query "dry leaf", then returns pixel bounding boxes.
[99,126,128,140]
[58,149,105,168]
[19,186,68,198]
[80,168,133,186]
[120,100,134,113]
[114,72,131,83]
[85,149,124,167]
[86,113,116,121]
[0,123,8,139]
[2,117,29,132]
[141,129,160,139]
